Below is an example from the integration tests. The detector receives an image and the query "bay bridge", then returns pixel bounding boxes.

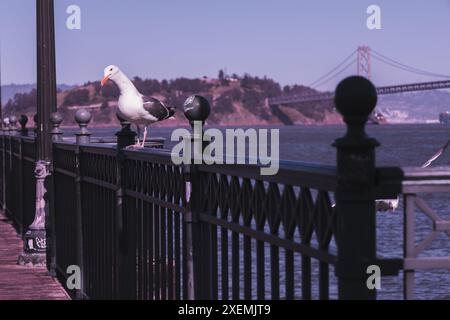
[268,46,450,106]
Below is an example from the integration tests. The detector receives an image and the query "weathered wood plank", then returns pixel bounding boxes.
[0,212,69,300]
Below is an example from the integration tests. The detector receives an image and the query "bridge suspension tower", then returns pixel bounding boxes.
[357,46,371,80]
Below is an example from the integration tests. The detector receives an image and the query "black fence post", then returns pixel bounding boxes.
[46,112,63,277]
[1,121,5,211]
[115,113,137,149]
[33,114,38,137]
[19,115,29,137]
[183,95,212,299]
[17,116,25,235]
[74,109,91,299]
[333,76,379,300]
[114,113,136,299]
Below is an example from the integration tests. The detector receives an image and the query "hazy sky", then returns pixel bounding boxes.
[0,0,450,90]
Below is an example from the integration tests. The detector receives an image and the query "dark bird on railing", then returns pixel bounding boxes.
[101,65,176,148]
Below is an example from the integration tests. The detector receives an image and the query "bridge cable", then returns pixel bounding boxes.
[307,50,357,88]
[372,54,450,79]
[311,59,357,89]
[372,49,450,79]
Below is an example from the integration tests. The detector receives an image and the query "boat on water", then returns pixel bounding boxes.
[439,112,450,125]
[368,111,388,125]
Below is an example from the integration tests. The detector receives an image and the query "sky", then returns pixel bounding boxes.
[0,0,450,90]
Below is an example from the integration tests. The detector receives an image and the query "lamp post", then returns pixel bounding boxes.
[19,0,57,266]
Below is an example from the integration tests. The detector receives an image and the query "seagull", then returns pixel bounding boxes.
[101,65,175,148]
[422,140,450,168]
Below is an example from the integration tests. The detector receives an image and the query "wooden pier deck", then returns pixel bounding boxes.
[0,212,69,300]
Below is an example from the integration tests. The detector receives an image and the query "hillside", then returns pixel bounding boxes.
[1,73,340,127]
[1,84,74,105]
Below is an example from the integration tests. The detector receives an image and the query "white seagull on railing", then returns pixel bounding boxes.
[101,65,176,148]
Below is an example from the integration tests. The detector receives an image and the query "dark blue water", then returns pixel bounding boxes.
[80,123,450,166]
[71,124,450,299]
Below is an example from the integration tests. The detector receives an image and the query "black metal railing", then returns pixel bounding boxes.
[1,77,449,300]
[192,162,338,300]
[0,132,37,235]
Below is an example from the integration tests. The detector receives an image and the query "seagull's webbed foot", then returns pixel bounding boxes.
[126,143,145,149]
[126,134,143,149]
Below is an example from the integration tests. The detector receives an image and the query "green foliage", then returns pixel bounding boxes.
[4,89,37,114]
[3,71,331,125]
[63,89,90,106]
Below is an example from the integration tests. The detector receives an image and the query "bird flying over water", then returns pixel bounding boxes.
[422,140,450,168]
[101,65,175,148]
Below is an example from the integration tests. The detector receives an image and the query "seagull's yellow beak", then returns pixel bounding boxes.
[101,75,110,86]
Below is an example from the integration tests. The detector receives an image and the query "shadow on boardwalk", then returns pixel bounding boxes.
[0,212,69,300]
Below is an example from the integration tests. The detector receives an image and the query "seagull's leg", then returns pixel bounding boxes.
[141,126,148,148]
[136,124,141,145]
[127,124,144,148]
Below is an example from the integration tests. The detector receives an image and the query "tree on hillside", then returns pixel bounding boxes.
[4,89,37,114]
[218,69,225,81]
[63,89,90,106]
[94,99,111,123]
[101,83,120,99]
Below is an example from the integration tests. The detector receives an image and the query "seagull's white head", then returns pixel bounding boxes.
[101,65,121,86]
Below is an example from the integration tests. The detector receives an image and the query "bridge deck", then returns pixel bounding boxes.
[0,212,69,300]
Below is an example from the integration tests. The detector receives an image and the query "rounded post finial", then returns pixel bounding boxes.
[19,115,29,136]
[9,116,18,131]
[50,112,63,126]
[334,76,377,124]
[19,115,28,128]
[50,112,64,142]
[75,109,92,144]
[3,118,10,132]
[75,109,92,127]
[183,95,211,128]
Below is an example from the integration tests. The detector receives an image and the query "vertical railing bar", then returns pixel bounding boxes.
[256,239,265,300]
[301,255,312,300]
[160,195,167,300]
[243,234,251,299]
[137,198,144,300]
[167,203,174,299]
[232,229,240,299]
[270,244,280,299]
[285,249,294,299]
[221,226,229,300]
[210,222,218,300]
[175,206,181,299]
[154,190,161,300]
[404,194,416,300]
[18,136,24,234]
[142,200,148,300]
[74,145,85,299]
[319,261,329,300]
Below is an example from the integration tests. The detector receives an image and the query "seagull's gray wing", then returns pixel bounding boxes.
[142,96,176,121]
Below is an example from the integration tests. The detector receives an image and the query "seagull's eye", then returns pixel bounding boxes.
[110,68,113,71]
